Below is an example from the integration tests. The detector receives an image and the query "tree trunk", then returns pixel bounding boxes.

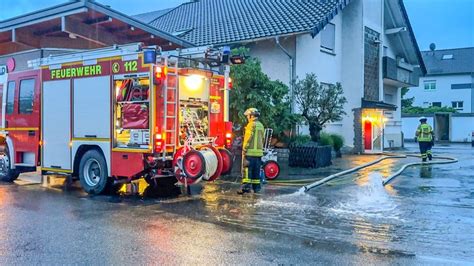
[308,122,322,142]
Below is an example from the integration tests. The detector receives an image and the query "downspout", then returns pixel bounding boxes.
[275,37,294,113]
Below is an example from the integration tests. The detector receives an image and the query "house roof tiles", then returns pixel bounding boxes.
[141,0,349,46]
[422,47,474,75]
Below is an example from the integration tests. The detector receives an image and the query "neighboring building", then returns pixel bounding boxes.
[134,0,426,153]
[405,47,474,113]
[402,47,474,142]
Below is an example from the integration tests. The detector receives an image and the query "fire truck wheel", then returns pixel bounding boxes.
[218,148,234,175]
[0,148,20,182]
[78,150,109,195]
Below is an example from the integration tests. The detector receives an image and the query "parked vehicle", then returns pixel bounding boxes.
[0,43,237,194]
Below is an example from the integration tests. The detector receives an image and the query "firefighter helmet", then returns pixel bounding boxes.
[419,116,427,122]
[244,108,260,116]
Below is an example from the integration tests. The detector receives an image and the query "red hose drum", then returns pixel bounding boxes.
[218,148,233,175]
[263,160,280,180]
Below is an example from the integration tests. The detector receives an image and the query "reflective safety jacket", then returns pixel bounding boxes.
[243,118,265,157]
[416,123,433,142]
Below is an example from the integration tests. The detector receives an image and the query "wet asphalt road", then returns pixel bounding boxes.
[1,143,473,265]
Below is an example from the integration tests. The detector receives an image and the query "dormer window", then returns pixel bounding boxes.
[442,54,453,60]
[172,28,193,37]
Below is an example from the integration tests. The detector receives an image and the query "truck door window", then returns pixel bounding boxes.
[19,79,35,114]
[6,81,15,114]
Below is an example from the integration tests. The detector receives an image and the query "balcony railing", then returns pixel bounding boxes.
[382,56,419,86]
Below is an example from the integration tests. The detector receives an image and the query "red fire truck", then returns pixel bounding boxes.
[0,43,236,194]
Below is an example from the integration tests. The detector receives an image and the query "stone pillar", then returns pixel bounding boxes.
[353,108,363,154]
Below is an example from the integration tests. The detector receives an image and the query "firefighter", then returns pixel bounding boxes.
[415,117,434,162]
[238,108,265,194]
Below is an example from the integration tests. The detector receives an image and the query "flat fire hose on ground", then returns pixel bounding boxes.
[381,155,458,186]
[299,154,458,193]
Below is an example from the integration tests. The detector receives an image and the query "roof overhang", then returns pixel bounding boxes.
[0,0,193,56]
[311,0,352,38]
[384,0,426,75]
[362,99,397,111]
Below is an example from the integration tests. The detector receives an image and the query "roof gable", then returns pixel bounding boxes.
[0,0,192,55]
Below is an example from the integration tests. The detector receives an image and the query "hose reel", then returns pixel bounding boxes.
[173,145,224,185]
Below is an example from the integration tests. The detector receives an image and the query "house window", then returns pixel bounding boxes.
[320,82,334,91]
[321,23,335,52]
[424,80,436,90]
[432,102,441,107]
[6,81,15,114]
[452,101,463,110]
[19,79,35,114]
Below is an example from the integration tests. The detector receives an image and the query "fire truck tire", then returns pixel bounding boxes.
[0,148,20,182]
[218,148,234,175]
[78,150,109,195]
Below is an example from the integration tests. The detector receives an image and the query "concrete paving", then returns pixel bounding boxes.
[0,143,473,264]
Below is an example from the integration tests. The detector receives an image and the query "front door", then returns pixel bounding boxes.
[362,110,383,153]
[364,120,372,150]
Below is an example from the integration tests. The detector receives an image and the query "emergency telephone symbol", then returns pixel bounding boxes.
[112,62,120,73]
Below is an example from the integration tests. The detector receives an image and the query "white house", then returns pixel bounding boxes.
[402,47,474,142]
[135,0,425,153]
[405,47,473,113]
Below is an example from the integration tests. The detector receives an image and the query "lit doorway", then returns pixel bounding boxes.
[362,109,384,153]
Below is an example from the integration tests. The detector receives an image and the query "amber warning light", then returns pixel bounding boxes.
[154,66,167,85]
[155,133,164,153]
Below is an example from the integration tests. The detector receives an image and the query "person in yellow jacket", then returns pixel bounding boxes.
[237,108,265,194]
[415,117,434,162]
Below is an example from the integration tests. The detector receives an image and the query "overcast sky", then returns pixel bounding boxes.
[0,0,472,50]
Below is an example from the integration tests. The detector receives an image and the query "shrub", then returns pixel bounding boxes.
[330,134,344,152]
[288,135,311,146]
[319,132,333,146]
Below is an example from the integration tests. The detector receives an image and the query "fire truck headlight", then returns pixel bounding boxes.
[185,75,203,91]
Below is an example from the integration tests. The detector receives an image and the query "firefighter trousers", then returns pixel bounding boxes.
[241,156,262,192]
[419,141,432,161]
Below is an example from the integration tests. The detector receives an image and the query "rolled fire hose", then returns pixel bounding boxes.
[200,148,218,181]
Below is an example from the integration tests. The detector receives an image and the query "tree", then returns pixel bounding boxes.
[229,48,298,138]
[401,87,415,109]
[293,73,347,142]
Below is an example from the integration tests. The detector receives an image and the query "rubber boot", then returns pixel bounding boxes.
[237,184,251,195]
[252,184,261,193]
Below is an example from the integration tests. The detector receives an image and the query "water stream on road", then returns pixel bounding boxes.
[154,148,474,262]
[4,145,473,263]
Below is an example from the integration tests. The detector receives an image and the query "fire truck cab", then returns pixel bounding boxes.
[0,43,235,194]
